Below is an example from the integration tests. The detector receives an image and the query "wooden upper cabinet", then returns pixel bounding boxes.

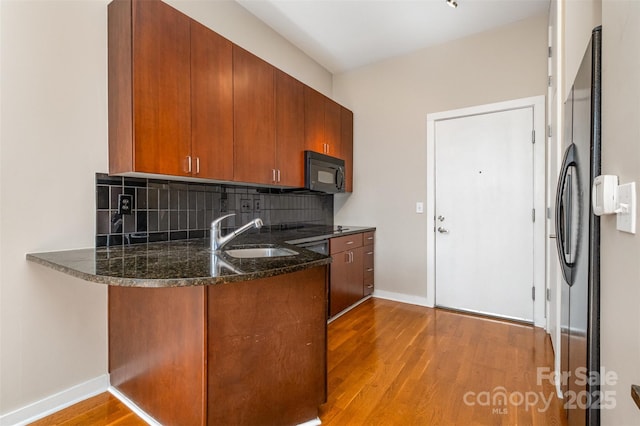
[109,0,191,176]
[340,107,354,192]
[275,70,305,187]
[304,87,342,157]
[109,0,354,190]
[233,46,276,185]
[304,87,327,155]
[190,20,233,181]
[324,98,342,157]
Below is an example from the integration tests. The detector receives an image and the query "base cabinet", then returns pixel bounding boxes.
[329,230,375,318]
[109,266,327,426]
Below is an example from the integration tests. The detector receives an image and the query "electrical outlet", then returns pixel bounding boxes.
[118,194,133,215]
[254,199,261,212]
[241,199,252,213]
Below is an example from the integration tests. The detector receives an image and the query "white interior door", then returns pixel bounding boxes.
[435,107,534,322]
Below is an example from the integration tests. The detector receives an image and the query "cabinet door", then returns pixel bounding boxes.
[275,70,305,187]
[132,0,191,176]
[330,250,351,317]
[233,47,276,185]
[324,98,341,157]
[340,107,354,192]
[347,247,364,304]
[304,86,326,154]
[190,20,233,180]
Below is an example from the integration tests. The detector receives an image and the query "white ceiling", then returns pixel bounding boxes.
[236,0,550,74]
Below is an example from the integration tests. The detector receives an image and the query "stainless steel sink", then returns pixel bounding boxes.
[224,247,298,259]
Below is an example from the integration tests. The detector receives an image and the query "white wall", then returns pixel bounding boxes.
[600,1,640,423]
[0,0,331,419]
[1,0,110,416]
[333,15,548,302]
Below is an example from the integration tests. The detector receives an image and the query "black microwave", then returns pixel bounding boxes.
[304,151,345,193]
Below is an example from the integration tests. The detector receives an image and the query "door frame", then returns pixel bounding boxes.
[426,95,547,328]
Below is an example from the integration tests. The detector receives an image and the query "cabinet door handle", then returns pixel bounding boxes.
[272,169,276,183]
[367,268,373,272]
[196,157,200,174]
[277,169,281,182]
[350,252,354,263]
[345,252,350,263]
[186,156,192,173]
[367,251,373,255]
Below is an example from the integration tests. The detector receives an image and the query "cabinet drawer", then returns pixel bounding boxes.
[363,247,374,270]
[363,231,375,245]
[364,268,374,284]
[363,277,374,296]
[330,233,363,254]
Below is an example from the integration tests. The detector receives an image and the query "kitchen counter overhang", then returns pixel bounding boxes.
[26,238,330,288]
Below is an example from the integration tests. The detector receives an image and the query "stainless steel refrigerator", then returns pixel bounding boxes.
[555,26,601,426]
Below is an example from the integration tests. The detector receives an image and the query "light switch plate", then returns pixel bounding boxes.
[416,202,424,214]
[616,182,636,234]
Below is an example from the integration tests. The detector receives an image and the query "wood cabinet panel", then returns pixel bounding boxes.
[132,0,191,176]
[207,267,327,425]
[233,46,276,185]
[276,70,305,187]
[304,86,326,155]
[109,0,191,177]
[341,107,354,192]
[190,20,233,180]
[324,98,341,157]
[109,285,206,426]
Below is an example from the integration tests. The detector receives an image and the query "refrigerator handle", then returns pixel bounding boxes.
[555,143,577,286]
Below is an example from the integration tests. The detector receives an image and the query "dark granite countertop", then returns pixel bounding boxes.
[26,225,375,288]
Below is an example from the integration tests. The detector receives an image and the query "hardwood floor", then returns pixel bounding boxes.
[319,298,566,426]
[30,298,566,425]
[29,392,146,426]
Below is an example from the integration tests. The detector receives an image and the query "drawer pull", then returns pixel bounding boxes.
[367,251,373,255]
[366,285,374,289]
[366,268,373,272]
[367,236,374,240]
[346,241,354,245]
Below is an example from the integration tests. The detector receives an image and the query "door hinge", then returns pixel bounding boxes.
[548,46,552,58]
[548,76,552,87]
[532,208,536,223]
[532,130,536,144]
[548,125,552,138]
[532,286,536,301]
[546,288,551,301]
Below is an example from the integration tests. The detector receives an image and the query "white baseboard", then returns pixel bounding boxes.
[373,290,431,307]
[0,374,109,426]
[108,387,160,426]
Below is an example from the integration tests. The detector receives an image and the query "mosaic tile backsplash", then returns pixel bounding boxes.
[96,173,333,247]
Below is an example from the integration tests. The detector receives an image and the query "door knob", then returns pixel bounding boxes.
[437,227,449,234]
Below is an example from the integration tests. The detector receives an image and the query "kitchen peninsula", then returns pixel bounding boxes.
[27,238,331,426]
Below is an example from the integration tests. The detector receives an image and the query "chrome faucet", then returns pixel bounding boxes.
[211,213,263,251]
